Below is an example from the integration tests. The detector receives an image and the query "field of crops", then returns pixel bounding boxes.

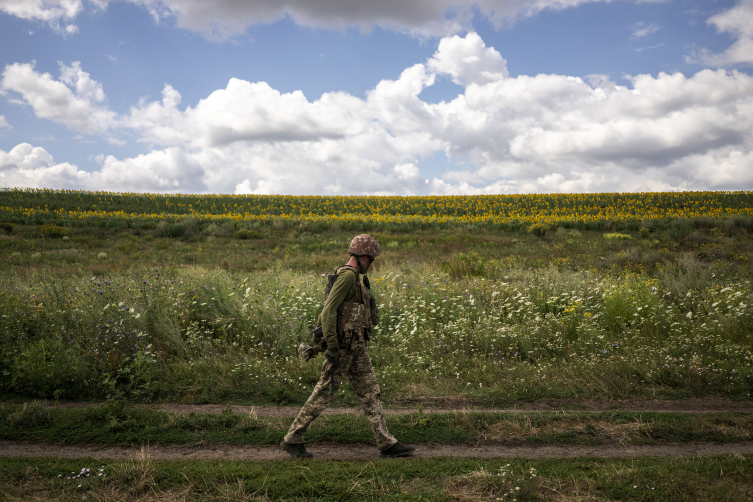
[2,188,753,227]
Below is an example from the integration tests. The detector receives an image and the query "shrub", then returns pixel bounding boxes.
[0,222,14,234]
[204,223,221,236]
[38,225,69,238]
[527,223,549,237]
[603,233,632,240]
[639,227,651,239]
[556,227,582,239]
[164,223,186,238]
[236,229,261,240]
[6,401,51,428]
[440,251,487,278]
[660,253,710,297]
[117,242,138,255]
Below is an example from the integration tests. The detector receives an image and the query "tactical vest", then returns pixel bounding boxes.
[299,265,381,362]
[323,265,379,341]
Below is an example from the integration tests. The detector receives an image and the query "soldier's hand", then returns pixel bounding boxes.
[325,343,340,363]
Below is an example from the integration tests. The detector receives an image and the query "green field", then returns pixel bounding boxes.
[2,189,753,500]
[1,189,752,405]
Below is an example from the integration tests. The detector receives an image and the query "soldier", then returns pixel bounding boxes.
[281,234,415,459]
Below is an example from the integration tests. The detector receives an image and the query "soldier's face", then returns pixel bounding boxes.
[358,255,373,273]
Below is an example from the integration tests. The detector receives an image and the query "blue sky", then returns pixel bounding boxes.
[1,0,752,195]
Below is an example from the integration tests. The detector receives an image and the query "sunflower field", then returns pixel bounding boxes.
[1,188,752,227]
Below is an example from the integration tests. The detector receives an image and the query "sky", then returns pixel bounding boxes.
[0,0,752,195]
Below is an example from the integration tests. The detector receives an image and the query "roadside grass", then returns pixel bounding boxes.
[2,402,752,447]
[1,254,752,406]
[1,454,751,501]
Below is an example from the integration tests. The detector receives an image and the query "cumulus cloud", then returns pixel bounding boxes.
[0,0,84,34]
[127,80,359,148]
[4,32,753,194]
[0,142,207,192]
[1,61,117,135]
[692,0,753,67]
[0,142,92,188]
[2,0,660,38]
[426,32,508,85]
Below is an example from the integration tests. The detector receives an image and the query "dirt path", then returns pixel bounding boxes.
[41,397,753,417]
[2,440,752,461]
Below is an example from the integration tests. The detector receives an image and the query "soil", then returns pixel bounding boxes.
[39,397,753,417]
[2,440,752,461]
[3,398,751,461]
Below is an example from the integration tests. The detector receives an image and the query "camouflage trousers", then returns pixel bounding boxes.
[283,330,397,451]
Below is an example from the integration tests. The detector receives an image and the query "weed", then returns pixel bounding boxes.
[604,232,633,240]
[6,400,51,428]
[38,225,69,239]
[528,223,549,237]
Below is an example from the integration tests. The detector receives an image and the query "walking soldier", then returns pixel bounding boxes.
[281,234,415,458]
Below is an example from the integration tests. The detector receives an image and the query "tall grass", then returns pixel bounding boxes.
[1,258,751,404]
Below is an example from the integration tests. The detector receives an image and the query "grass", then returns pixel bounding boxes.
[2,190,753,500]
[1,455,751,501]
[1,253,752,405]
[2,402,751,447]
[1,190,753,406]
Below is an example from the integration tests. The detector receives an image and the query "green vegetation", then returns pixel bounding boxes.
[2,402,752,447]
[2,455,751,500]
[1,189,752,405]
[603,232,633,240]
[1,255,752,404]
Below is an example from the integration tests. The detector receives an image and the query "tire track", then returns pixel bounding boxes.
[40,397,753,417]
[2,440,752,461]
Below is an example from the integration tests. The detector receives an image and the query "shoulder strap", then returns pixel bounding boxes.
[336,265,360,282]
[323,265,360,305]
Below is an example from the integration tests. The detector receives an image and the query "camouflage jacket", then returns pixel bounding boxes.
[317,265,376,346]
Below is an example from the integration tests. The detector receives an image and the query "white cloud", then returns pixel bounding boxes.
[426,32,508,85]
[0,0,83,34]
[0,115,10,130]
[708,0,753,38]
[635,43,663,53]
[127,80,360,148]
[0,142,92,188]
[631,21,660,39]
[0,142,206,192]
[693,0,753,67]
[1,61,117,135]
[4,32,753,195]
[1,0,666,38]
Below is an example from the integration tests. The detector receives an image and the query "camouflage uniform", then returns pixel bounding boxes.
[284,263,397,451]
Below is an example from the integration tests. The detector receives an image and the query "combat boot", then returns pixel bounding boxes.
[280,440,313,459]
[379,441,415,458]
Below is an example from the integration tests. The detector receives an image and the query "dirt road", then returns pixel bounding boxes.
[46,397,753,417]
[2,440,752,461]
[3,398,751,461]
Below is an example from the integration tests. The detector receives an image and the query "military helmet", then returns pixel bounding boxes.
[348,234,381,257]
